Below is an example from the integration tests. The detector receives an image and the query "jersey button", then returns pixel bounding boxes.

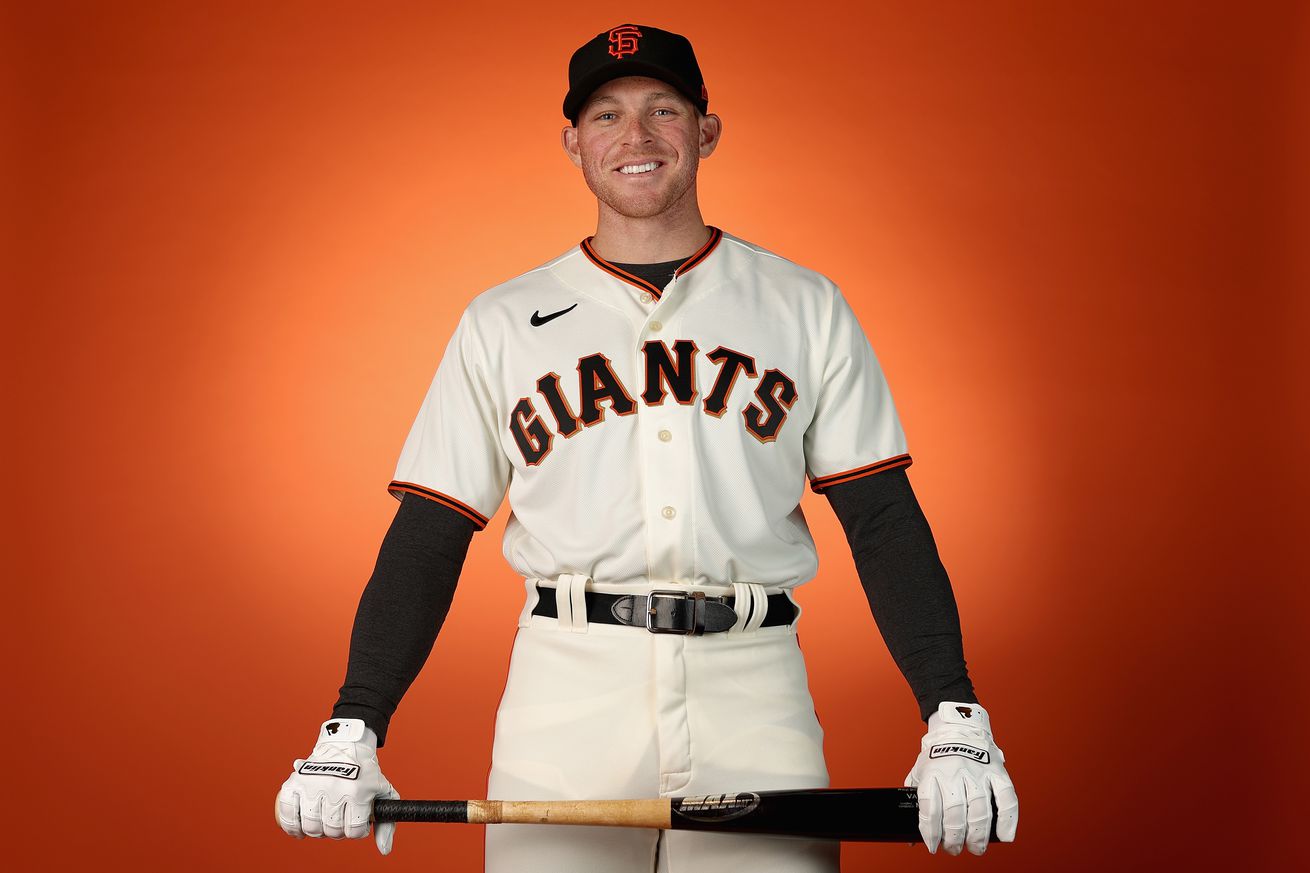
[657,429,672,442]
[640,292,654,304]
[661,506,676,520]
[649,320,663,332]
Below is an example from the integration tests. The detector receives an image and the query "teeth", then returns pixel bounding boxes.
[619,162,660,174]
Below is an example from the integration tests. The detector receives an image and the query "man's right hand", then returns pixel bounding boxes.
[275,718,400,855]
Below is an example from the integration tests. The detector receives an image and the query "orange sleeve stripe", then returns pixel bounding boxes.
[809,453,913,493]
[386,481,490,529]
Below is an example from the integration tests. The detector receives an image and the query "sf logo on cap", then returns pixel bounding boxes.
[608,24,642,59]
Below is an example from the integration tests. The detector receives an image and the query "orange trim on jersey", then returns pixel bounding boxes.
[808,454,914,493]
[579,226,723,301]
[677,226,723,274]
[387,480,490,529]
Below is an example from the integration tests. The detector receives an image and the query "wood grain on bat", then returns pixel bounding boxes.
[467,799,672,829]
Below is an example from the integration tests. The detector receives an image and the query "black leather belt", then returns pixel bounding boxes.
[531,588,797,635]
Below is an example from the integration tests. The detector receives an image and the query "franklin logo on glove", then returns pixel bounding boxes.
[928,743,990,764]
[297,761,361,779]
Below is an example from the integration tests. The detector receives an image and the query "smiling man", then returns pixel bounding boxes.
[277,23,1018,872]
[562,79,718,249]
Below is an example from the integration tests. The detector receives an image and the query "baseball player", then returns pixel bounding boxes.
[277,24,1018,871]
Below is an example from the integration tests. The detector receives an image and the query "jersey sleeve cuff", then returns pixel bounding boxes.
[808,453,913,493]
[387,480,491,530]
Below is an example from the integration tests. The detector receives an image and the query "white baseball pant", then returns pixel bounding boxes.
[484,574,841,872]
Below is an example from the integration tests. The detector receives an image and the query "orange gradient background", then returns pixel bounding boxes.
[8,2,1307,871]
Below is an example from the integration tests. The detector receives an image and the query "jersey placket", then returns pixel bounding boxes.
[634,287,694,586]
[580,230,720,587]
[635,286,699,794]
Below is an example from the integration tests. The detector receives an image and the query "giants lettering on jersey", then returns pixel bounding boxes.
[510,340,797,465]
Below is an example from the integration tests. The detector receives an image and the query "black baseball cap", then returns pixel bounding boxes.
[563,24,709,124]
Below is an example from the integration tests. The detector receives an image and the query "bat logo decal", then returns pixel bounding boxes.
[672,792,761,822]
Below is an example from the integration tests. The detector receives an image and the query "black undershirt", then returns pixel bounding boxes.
[332,468,976,746]
[609,258,683,290]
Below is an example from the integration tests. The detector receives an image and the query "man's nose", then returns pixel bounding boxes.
[620,114,655,145]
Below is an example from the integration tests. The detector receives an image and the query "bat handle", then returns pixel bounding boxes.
[373,799,468,823]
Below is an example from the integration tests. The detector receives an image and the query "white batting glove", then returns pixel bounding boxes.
[905,702,1018,855]
[275,718,401,854]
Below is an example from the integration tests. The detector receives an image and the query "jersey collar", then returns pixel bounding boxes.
[579,226,723,301]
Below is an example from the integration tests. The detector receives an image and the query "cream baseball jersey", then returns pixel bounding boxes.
[388,228,911,588]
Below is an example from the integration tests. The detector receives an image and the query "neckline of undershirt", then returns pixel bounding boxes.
[606,257,684,292]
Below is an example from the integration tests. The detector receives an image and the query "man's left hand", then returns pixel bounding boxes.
[905,701,1018,855]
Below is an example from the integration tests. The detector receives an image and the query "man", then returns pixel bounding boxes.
[276,23,1018,871]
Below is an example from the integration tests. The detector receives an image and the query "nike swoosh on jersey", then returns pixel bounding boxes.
[530,303,578,327]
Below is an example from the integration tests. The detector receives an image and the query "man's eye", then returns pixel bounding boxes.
[654,108,674,116]
[597,112,617,121]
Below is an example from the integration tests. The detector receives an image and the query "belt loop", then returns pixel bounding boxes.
[744,583,768,633]
[569,573,589,634]
[729,582,753,634]
[517,578,540,628]
[555,576,574,631]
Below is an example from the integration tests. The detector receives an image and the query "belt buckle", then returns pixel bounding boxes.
[645,589,703,634]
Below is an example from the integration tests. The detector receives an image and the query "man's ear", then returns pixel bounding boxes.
[561,125,582,168]
[698,113,723,159]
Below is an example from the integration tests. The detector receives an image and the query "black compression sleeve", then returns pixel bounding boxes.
[822,467,978,721]
[331,493,477,746]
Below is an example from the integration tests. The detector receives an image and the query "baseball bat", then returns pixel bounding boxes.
[373,787,999,843]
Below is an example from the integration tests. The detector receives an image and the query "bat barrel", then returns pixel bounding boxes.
[669,787,1000,843]
[670,788,921,842]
